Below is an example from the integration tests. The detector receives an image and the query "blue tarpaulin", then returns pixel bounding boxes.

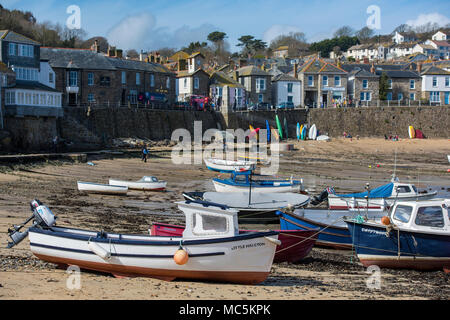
[335,183,394,198]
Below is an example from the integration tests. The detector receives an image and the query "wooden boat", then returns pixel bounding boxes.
[27,201,280,284]
[183,191,310,224]
[345,198,450,272]
[326,178,437,210]
[204,158,256,173]
[150,222,318,263]
[77,181,128,195]
[109,176,167,191]
[212,171,303,193]
[277,208,385,249]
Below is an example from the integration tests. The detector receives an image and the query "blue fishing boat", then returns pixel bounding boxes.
[212,171,304,193]
[277,208,385,249]
[345,199,450,272]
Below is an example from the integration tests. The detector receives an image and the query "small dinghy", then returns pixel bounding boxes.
[150,222,318,263]
[204,158,256,173]
[7,199,280,284]
[183,191,310,224]
[77,181,128,195]
[109,176,167,191]
[345,198,450,272]
[213,171,303,193]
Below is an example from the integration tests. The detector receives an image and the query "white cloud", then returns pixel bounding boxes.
[263,25,303,44]
[405,13,450,28]
[107,12,217,51]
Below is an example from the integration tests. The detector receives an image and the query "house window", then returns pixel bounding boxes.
[121,71,126,84]
[360,92,371,101]
[166,77,170,89]
[69,71,78,86]
[194,77,199,89]
[129,90,137,103]
[88,93,95,102]
[322,76,328,86]
[387,92,392,101]
[287,83,293,93]
[8,43,17,56]
[362,79,368,89]
[183,78,188,89]
[150,74,155,87]
[256,78,266,91]
[49,73,54,84]
[432,77,437,87]
[445,77,450,87]
[100,76,111,86]
[308,76,314,86]
[398,93,403,101]
[335,76,341,86]
[88,73,94,86]
[410,79,415,89]
[287,96,293,103]
[430,91,440,102]
[410,93,415,101]
[136,73,140,85]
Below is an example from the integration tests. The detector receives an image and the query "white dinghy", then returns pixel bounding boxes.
[77,181,128,195]
[109,176,167,191]
[204,158,256,173]
[7,199,280,284]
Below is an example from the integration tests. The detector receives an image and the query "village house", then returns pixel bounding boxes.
[297,56,348,108]
[0,30,62,118]
[379,69,422,102]
[273,46,289,58]
[412,44,438,58]
[0,61,15,129]
[176,52,210,102]
[40,44,176,107]
[424,40,450,60]
[346,65,380,106]
[420,64,450,105]
[431,31,449,41]
[388,42,417,59]
[346,44,382,61]
[209,71,246,111]
[231,65,273,106]
[271,73,302,107]
[392,31,417,44]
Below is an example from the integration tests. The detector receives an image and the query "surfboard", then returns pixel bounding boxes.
[266,120,271,143]
[271,127,279,142]
[301,125,307,140]
[276,115,283,140]
[296,123,301,141]
[408,126,415,139]
[309,124,317,140]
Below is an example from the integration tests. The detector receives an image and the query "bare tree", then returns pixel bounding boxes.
[333,26,354,38]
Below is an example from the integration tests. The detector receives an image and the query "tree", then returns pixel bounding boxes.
[207,31,227,52]
[81,36,110,53]
[125,49,139,59]
[309,36,359,58]
[379,72,390,101]
[333,26,354,38]
[269,31,308,57]
[356,27,375,43]
[392,24,411,34]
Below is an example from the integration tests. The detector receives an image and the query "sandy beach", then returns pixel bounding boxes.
[0,137,449,300]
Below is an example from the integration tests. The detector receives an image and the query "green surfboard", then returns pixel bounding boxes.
[276,115,283,140]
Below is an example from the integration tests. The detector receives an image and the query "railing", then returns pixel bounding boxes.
[62,101,218,112]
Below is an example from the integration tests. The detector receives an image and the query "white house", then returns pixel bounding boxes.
[420,65,450,105]
[271,73,302,107]
[392,32,417,44]
[432,31,449,41]
[412,44,438,58]
[425,40,450,60]
[389,43,416,58]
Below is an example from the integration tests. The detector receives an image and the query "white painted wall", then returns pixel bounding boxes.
[273,81,301,106]
[421,75,450,92]
[39,61,56,89]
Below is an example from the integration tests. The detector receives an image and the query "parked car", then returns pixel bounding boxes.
[256,102,270,110]
[276,102,295,109]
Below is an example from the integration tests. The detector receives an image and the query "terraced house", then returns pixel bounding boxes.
[231,65,272,106]
[297,57,348,107]
[40,44,176,107]
[420,65,450,105]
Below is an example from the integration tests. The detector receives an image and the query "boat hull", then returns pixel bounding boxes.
[278,209,385,249]
[108,179,166,191]
[150,222,317,263]
[213,180,301,193]
[28,226,278,284]
[346,220,450,271]
[77,181,128,195]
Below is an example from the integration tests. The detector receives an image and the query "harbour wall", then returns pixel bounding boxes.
[1,105,448,152]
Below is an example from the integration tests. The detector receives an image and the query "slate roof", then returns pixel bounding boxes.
[210,71,244,88]
[272,73,301,82]
[376,70,420,78]
[420,65,450,75]
[40,47,174,74]
[348,68,379,78]
[177,68,210,78]
[0,30,40,45]
[236,65,271,77]
[299,57,347,74]
[13,80,60,92]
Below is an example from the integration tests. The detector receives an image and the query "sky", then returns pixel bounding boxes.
[2,0,450,52]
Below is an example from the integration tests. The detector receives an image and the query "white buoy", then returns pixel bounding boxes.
[88,240,111,260]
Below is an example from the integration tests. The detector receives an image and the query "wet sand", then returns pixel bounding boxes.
[0,138,449,300]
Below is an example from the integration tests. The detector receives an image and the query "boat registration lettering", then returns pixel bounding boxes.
[231,242,266,251]
[361,228,386,235]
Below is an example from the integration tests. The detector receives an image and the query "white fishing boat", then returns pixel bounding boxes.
[77,181,128,195]
[109,176,167,191]
[326,179,437,210]
[7,199,280,284]
[204,158,256,173]
[212,171,303,193]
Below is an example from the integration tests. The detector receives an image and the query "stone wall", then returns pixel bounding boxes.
[307,106,449,138]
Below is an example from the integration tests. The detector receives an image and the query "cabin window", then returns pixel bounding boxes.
[393,205,413,223]
[395,186,411,193]
[192,213,228,235]
[415,206,444,228]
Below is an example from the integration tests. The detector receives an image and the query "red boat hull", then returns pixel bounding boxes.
[150,223,317,263]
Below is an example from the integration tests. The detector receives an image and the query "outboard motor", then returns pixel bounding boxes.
[7,199,56,248]
[310,187,334,206]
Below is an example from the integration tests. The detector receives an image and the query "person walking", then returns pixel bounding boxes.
[141,145,149,163]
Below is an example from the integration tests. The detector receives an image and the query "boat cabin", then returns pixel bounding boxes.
[388,199,450,233]
[391,181,420,198]
[177,201,239,240]
[140,176,161,182]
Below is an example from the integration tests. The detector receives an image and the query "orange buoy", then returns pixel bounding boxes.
[174,249,189,265]
[381,216,391,226]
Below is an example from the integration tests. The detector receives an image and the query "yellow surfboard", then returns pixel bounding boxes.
[271,127,279,142]
[408,126,415,139]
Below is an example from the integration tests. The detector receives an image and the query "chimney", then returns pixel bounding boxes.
[418,62,422,74]
[233,70,239,81]
[116,49,123,59]
[294,63,298,79]
[91,39,100,53]
[370,63,375,74]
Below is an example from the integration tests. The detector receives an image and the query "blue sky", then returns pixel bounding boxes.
[2,0,450,51]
